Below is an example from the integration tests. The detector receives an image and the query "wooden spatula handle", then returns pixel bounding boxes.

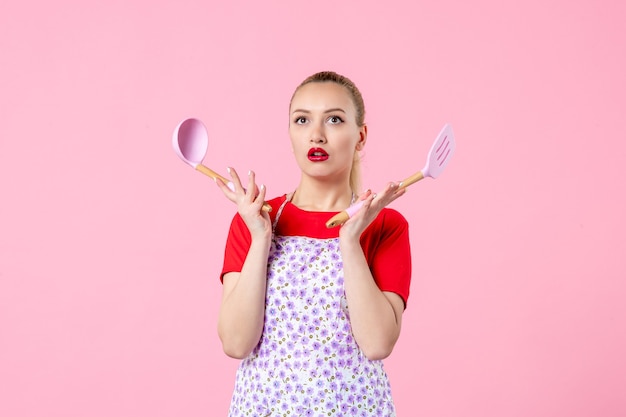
[325,170,427,228]
[325,212,350,228]
[398,171,425,189]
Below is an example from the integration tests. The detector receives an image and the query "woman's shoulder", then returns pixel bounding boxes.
[376,207,409,228]
[361,207,410,241]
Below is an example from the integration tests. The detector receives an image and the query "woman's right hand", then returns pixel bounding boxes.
[215,167,271,240]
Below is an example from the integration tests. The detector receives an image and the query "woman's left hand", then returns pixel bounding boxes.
[339,182,406,240]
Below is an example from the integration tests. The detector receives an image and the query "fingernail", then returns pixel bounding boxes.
[227,167,231,173]
[260,184,265,190]
[248,170,251,176]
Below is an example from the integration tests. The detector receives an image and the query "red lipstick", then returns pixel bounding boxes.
[308,147,329,162]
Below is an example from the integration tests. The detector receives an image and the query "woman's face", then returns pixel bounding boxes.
[289,82,366,185]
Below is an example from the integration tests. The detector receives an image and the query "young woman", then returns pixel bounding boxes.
[216,71,412,416]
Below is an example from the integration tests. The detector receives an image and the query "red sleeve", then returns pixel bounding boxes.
[220,213,252,282]
[220,196,285,282]
[361,209,412,307]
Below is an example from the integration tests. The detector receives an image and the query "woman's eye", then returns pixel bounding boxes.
[328,116,343,124]
[294,116,307,124]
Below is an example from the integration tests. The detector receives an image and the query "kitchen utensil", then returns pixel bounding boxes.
[173,118,271,212]
[326,123,455,228]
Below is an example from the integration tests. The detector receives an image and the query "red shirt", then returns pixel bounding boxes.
[221,195,412,305]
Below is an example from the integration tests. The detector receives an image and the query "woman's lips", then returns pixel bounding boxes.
[308,147,329,162]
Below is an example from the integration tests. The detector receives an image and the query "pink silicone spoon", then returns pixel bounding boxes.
[326,123,456,228]
[172,118,271,212]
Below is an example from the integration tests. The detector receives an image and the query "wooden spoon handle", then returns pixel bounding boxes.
[196,164,230,183]
[195,164,272,212]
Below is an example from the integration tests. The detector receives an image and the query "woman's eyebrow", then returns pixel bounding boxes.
[324,108,346,114]
[291,108,346,114]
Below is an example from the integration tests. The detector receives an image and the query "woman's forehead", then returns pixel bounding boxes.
[291,82,354,111]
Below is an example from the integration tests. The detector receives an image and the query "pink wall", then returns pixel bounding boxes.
[1,1,625,416]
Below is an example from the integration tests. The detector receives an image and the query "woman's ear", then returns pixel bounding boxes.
[356,125,368,151]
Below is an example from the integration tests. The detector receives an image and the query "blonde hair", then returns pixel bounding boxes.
[290,71,366,195]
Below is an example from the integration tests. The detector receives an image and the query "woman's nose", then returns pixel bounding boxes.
[310,125,327,143]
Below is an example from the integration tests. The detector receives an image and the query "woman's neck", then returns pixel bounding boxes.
[290,178,354,212]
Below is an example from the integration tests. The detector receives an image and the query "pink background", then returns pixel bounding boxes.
[1,0,625,416]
